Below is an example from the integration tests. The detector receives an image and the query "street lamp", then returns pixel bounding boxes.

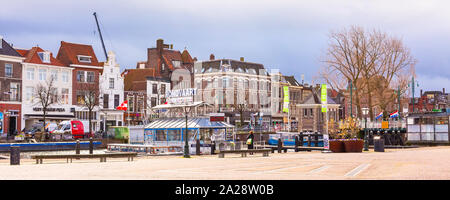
[184,105,191,158]
[362,108,369,151]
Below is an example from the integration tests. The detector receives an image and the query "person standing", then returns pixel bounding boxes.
[247,131,255,155]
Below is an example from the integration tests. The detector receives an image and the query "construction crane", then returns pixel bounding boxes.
[93,12,108,60]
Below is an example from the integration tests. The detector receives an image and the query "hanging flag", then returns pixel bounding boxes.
[390,110,399,118]
[375,112,383,120]
[116,100,128,111]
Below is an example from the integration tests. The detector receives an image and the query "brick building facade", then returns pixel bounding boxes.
[0,36,24,137]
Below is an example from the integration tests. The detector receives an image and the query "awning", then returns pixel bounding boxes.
[152,101,212,110]
[145,117,234,129]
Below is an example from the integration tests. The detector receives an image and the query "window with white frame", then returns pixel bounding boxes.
[10,82,20,101]
[86,71,95,82]
[27,68,34,80]
[77,55,91,63]
[5,63,13,77]
[109,78,114,89]
[77,71,85,82]
[26,87,34,102]
[39,69,47,81]
[61,88,69,104]
[62,71,69,83]
[38,52,50,63]
[51,70,58,81]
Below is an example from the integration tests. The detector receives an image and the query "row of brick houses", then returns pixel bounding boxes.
[0,36,124,137]
[120,38,345,132]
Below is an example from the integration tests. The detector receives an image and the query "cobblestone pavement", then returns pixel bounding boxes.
[0,146,449,180]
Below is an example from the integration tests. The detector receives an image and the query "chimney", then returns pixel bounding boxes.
[240,57,244,62]
[156,39,164,53]
[420,89,423,97]
[210,54,215,60]
[444,88,446,94]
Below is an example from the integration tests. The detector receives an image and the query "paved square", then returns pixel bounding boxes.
[0,146,449,180]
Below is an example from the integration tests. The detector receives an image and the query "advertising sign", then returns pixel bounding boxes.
[323,134,329,150]
[283,86,289,113]
[321,84,327,112]
[210,113,225,122]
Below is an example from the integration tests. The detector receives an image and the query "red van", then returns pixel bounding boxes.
[53,120,85,139]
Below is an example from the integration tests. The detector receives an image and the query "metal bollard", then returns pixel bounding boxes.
[211,141,216,155]
[277,138,282,153]
[196,139,200,155]
[10,146,20,165]
[75,140,80,159]
[307,134,311,147]
[89,137,94,154]
[299,133,304,147]
[314,133,319,147]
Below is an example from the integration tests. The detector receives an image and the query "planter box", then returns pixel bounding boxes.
[344,140,364,152]
[329,140,345,153]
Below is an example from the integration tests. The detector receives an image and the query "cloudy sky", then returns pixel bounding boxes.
[1,0,449,94]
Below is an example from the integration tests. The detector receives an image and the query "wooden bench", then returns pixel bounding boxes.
[218,149,271,158]
[257,145,325,153]
[31,152,138,164]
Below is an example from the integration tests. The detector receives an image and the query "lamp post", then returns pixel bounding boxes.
[362,108,369,151]
[184,105,191,158]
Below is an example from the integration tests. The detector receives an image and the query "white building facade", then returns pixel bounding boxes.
[99,51,124,130]
[20,48,74,129]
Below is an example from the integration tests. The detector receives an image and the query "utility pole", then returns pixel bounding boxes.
[93,12,108,60]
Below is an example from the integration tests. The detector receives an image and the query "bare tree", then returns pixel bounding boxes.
[319,25,416,119]
[34,76,60,140]
[79,81,100,137]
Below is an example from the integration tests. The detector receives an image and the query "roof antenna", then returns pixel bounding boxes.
[93,12,108,60]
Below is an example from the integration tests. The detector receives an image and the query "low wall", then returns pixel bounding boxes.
[0,141,102,152]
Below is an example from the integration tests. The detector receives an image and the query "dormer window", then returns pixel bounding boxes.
[172,60,181,68]
[38,52,51,63]
[77,55,92,63]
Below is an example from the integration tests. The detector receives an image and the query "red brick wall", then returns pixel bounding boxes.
[0,103,21,135]
[72,68,101,105]
[0,60,22,101]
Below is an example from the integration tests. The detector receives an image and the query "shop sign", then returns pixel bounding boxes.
[166,88,197,98]
[210,113,225,122]
[33,107,65,112]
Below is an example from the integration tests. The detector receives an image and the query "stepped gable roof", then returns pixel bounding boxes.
[16,47,65,67]
[57,41,102,67]
[123,68,158,91]
[0,38,22,57]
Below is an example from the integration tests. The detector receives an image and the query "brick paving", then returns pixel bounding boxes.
[0,146,449,180]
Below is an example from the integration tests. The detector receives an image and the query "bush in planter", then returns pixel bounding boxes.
[329,139,345,153]
[343,139,364,152]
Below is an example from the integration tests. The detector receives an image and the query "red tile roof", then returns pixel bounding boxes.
[56,41,102,67]
[181,49,194,64]
[16,47,66,67]
[123,68,159,91]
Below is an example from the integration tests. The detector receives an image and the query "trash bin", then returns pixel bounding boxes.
[10,146,20,165]
[374,136,385,152]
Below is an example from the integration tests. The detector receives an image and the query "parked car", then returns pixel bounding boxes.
[52,120,85,139]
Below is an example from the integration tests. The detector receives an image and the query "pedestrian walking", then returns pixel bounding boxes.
[247,131,254,155]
